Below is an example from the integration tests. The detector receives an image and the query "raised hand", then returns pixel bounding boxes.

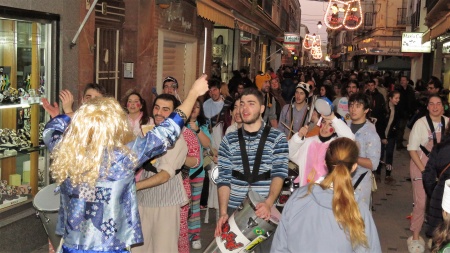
[42,98,60,118]
[59,89,74,114]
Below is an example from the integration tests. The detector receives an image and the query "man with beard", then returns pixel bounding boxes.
[134,94,200,253]
[214,88,289,251]
[278,82,310,139]
[335,80,359,121]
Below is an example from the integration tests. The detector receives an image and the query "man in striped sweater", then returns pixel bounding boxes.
[214,88,289,249]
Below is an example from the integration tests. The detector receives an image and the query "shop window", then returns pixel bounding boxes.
[0,17,56,208]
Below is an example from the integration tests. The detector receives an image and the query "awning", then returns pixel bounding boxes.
[368,57,411,71]
[196,0,235,29]
[422,13,450,44]
[232,10,259,36]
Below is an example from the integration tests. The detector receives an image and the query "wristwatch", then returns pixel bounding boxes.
[196,129,200,134]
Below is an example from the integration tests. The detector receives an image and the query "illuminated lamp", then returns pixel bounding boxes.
[312,45,322,59]
[342,0,363,30]
[303,34,316,49]
[324,0,363,30]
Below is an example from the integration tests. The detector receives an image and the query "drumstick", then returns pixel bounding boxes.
[281,121,295,134]
[203,27,207,74]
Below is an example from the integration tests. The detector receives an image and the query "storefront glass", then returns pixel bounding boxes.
[0,17,55,206]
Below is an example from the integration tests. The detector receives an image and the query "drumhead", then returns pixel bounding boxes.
[33,183,60,212]
[315,98,333,116]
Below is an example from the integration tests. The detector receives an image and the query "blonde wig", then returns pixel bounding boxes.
[50,97,136,187]
[306,137,368,249]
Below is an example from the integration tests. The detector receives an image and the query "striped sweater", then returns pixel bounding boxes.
[217,123,289,209]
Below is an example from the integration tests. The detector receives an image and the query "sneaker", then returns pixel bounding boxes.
[407,236,425,253]
[192,240,202,250]
[384,176,397,186]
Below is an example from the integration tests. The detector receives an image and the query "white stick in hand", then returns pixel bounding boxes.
[203,27,207,74]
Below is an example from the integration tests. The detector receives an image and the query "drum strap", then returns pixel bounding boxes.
[353,171,368,190]
[234,124,271,184]
[425,114,445,146]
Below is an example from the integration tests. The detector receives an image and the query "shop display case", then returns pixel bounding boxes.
[0,18,55,210]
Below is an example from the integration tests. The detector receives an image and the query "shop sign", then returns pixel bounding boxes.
[443,41,450,54]
[284,33,300,44]
[365,47,402,56]
[401,33,431,53]
[212,44,226,57]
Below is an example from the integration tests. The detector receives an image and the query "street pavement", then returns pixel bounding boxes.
[31,147,428,253]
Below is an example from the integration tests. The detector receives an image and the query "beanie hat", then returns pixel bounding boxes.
[296,82,310,97]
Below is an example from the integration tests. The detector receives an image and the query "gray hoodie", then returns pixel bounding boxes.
[271,184,381,253]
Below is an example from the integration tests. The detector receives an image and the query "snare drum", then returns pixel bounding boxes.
[204,191,281,253]
[33,184,62,249]
[234,191,280,239]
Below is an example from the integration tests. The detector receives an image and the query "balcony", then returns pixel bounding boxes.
[397,8,408,25]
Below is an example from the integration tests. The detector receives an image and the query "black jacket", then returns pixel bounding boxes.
[378,103,400,140]
[366,89,387,138]
[422,136,450,237]
[395,84,416,119]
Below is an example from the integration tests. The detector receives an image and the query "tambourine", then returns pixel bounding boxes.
[314,97,334,116]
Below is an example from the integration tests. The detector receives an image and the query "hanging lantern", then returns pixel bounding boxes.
[343,0,363,30]
[311,45,322,59]
[303,34,316,50]
[311,35,322,60]
[324,0,363,30]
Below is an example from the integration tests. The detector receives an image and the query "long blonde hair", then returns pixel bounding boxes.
[311,137,368,248]
[50,97,136,187]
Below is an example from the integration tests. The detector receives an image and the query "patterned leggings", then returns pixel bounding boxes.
[188,176,204,241]
[178,177,191,253]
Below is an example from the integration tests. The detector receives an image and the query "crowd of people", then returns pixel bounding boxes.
[40,64,450,253]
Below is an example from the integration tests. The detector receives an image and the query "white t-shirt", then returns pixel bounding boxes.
[407,116,449,151]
